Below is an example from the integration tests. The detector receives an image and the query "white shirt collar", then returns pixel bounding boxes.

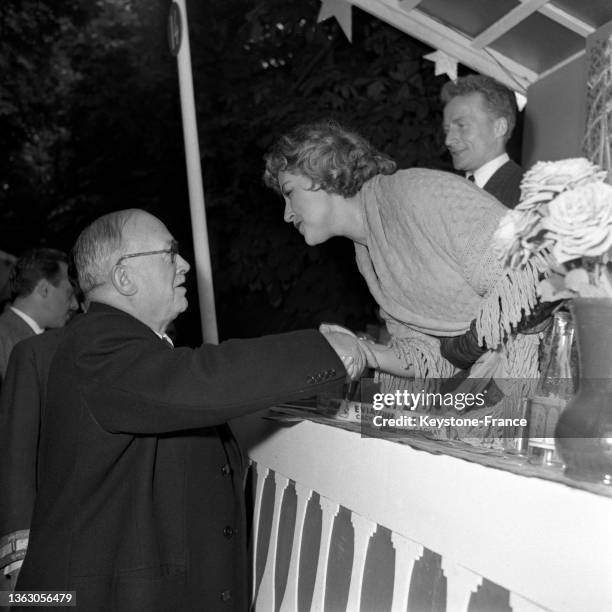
[10,306,44,334]
[467,153,509,188]
[154,331,174,347]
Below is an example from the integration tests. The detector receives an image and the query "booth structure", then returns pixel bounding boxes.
[233,5,612,610]
[174,2,612,607]
[317,0,612,172]
[235,415,612,612]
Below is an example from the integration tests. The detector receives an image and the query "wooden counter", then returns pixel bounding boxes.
[232,414,612,612]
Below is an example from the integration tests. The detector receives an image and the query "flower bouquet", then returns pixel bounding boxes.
[494,158,612,300]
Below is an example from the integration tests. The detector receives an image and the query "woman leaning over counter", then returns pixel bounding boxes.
[263,120,543,443]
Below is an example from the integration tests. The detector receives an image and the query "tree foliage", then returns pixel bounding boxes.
[0,0,451,342]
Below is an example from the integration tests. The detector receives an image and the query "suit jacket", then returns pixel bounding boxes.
[0,329,63,564]
[0,308,36,387]
[482,159,523,209]
[16,302,344,611]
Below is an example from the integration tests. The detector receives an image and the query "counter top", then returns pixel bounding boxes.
[234,409,612,611]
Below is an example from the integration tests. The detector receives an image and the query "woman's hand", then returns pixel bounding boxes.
[319,324,371,379]
[320,324,418,378]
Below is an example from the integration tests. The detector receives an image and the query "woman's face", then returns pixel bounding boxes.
[278,171,334,245]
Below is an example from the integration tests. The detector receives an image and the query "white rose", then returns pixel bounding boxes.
[493,211,520,258]
[542,182,612,263]
[495,208,551,266]
[520,158,606,203]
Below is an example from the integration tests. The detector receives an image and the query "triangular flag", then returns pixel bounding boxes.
[318,0,352,42]
[423,50,458,81]
[515,92,527,111]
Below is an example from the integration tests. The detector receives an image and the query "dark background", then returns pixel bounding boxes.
[0,0,521,345]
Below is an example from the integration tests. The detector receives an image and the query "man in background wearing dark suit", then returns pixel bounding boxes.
[0,329,63,605]
[0,250,76,605]
[442,74,523,208]
[15,209,362,611]
[0,248,77,386]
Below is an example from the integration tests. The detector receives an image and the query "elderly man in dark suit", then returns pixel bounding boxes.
[15,209,361,611]
[442,74,523,209]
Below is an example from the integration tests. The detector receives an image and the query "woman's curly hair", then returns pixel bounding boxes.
[263,120,397,198]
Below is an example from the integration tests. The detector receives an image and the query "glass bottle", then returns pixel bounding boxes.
[526,310,575,465]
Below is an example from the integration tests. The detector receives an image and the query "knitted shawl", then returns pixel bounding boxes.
[354,169,541,441]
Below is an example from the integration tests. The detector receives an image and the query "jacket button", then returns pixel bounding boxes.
[221,464,231,476]
[220,589,232,602]
[223,526,234,538]
[330,369,336,376]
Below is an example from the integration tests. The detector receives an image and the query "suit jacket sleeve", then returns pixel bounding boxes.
[77,327,346,435]
[0,335,12,388]
[0,340,41,539]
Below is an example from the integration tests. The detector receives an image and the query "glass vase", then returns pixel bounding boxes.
[555,298,612,484]
[526,310,574,466]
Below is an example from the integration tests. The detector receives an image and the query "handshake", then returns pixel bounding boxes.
[320,323,380,380]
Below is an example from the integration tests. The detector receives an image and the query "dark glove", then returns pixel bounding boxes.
[515,299,561,334]
[440,321,503,409]
[439,370,504,407]
[440,298,560,371]
[440,319,487,370]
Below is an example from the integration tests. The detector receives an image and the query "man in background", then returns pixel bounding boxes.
[0,249,76,604]
[0,329,63,605]
[442,74,523,208]
[15,209,362,611]
[0,248,77,385]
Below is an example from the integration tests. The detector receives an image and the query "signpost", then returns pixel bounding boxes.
[168,0,219,344]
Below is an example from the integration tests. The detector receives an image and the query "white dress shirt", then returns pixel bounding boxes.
[10,306,44,335]
[466,153,510,188]
[154,331,174,347]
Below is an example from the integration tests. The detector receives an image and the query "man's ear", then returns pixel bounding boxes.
[110,265,137,296]
[494,117,508,139]
[34,278,50,299]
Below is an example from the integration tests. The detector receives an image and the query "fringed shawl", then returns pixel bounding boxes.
[355,169,542,347]
[354,170,542,444]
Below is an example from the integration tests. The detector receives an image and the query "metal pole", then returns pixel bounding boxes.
[171,0,219,343]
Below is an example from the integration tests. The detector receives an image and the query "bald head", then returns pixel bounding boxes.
[121,211,173,253]
[73,209,139,295]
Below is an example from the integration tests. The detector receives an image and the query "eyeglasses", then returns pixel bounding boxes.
[115,240,179,267]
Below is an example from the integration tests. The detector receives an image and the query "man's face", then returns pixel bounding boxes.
[44,262,78,328]
[121,213,191,333]
[443,92,505,173]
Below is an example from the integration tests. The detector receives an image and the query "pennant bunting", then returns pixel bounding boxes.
[423,50,458,81]
[318,0,352,42]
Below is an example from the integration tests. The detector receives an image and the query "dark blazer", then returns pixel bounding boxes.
[17,303,344,611]
[0,308,36,386]
[0,329,63,546]
[482,159,523,209]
